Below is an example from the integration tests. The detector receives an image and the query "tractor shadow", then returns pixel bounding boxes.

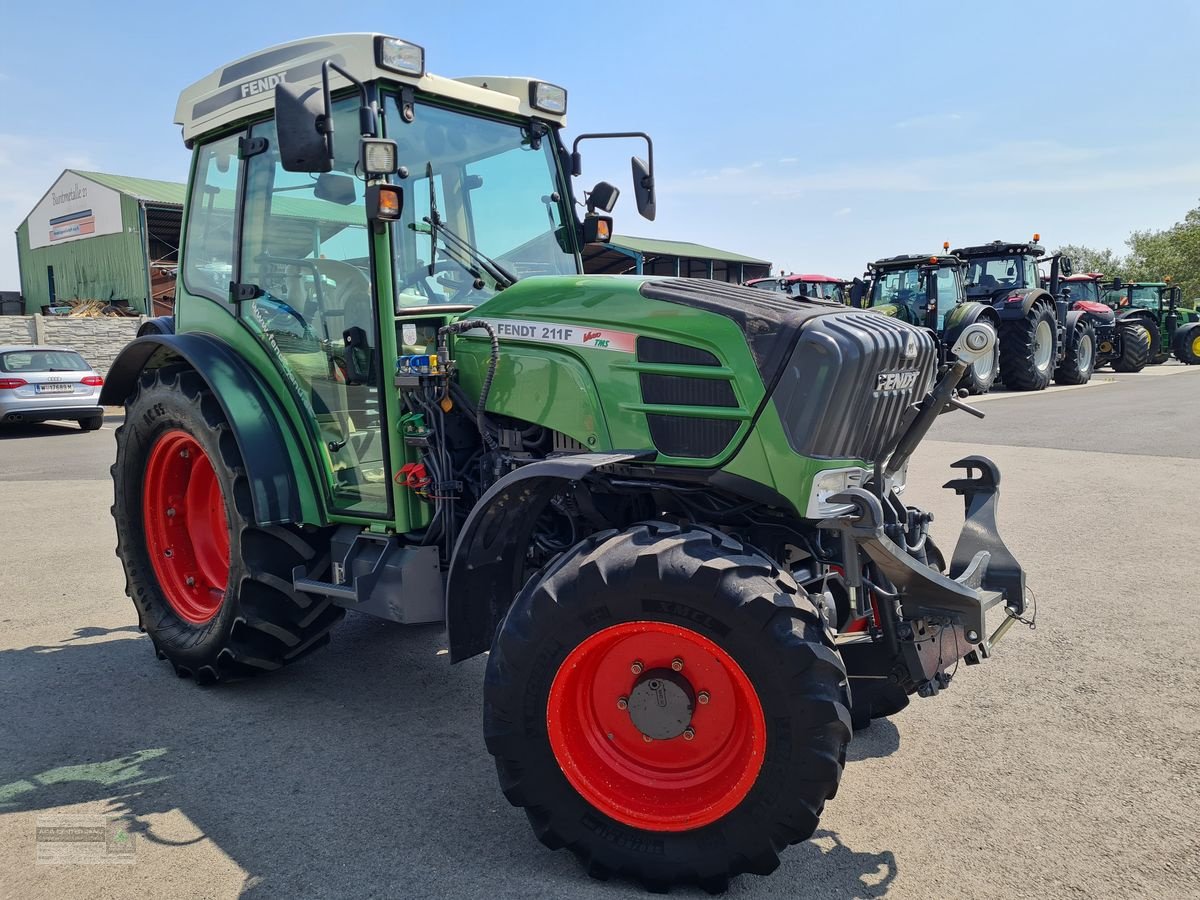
[847,718,901,762]
[1,619,899,899]
[0,422,86,440]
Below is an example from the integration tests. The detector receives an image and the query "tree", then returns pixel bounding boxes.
[1125,203,1200,299]
[1052,243,1131,280]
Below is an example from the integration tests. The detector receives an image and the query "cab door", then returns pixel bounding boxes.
[236,106,390,517]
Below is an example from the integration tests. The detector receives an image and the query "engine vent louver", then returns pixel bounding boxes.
[636,337,721,366]
[639,374,738,408]
[646,414,740,459]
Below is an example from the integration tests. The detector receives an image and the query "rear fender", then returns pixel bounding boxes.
[445,451,651,662]
[99,334,321,525]
[995,288,1051,321]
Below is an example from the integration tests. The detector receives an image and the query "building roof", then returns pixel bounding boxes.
[608,234,769,266]
[72,170,187,206]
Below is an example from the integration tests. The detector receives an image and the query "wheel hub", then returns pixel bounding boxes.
[627,669,695,739]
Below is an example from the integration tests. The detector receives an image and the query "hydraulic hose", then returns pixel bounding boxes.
[439,320,500,450]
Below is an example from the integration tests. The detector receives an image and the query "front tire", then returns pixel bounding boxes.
[1173,324,1200,365]
[961,336,1000,394]
[484,522,851,891]
[112,366,343,683]
[1054,320,1096,385]
[999,302,1057,391]
[1111,322,1152,373]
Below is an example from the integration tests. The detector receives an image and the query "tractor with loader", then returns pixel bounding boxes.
[1102,279,1200,366]
[101,33,1031,891]
[953,237,1097,390]
[849,249,1001,394]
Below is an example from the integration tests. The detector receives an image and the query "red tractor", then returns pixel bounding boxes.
[1058,273,1152,372]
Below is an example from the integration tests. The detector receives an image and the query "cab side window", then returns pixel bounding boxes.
[182,133,242,302]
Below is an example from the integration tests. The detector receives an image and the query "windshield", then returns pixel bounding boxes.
[748,278,786,293]
[1064,281,1100,303]
[807,281,844,302]
[964,256,1027,291]
[870,267,924,311]
[0,349,90,372]
[386,99,577,307]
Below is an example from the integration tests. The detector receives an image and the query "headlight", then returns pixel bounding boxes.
[376,37,425,77]
[805,467,869,518]
[529,81,567,114]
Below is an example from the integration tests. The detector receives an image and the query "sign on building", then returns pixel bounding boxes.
[27,172,124,250]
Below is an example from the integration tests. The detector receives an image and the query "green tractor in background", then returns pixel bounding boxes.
[1103,279,1200,365]
[99,33,1030,891]
[850,249,1000,394]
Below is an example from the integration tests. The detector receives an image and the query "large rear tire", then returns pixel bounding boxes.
[112,366,343,683]
[1111,322,1152,373]
[999,303,1057,391]
[484,522,851,892]
[1054,320,1096,385]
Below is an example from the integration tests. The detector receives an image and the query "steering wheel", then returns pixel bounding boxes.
[310,259,372,325]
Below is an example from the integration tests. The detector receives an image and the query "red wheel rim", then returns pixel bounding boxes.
[142,430,230,625]
[546,621,766,832]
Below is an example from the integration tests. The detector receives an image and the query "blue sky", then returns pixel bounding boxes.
[3,0,1199,288]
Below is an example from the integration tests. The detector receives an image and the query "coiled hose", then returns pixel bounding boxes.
[438,320,499,450]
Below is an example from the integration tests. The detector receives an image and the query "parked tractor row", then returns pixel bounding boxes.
[787,237,1200,394]
[99,32,1037,892]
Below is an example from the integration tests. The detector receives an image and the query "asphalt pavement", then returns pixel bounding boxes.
[1,366,1198,899]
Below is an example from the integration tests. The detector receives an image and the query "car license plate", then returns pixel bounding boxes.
[37,383,74,394]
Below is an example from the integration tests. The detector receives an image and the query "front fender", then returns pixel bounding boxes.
[99,333,321,526]
[445,450,651,662]
[942,301,997,346]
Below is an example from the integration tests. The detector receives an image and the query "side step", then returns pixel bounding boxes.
[293,526,445,625]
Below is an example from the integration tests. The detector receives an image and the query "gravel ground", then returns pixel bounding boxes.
[1,367,1197,899]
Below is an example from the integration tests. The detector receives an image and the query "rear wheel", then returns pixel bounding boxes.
[112,365,342,683]
[1111,322,1152,373]
[999,303,1057,391]
[1054,320,1096,385]
[485,522,851,891]
[1173,324,1200,365]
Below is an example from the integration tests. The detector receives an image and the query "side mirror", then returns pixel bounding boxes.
[632,156,656,221]
[587,181,620,214]
[1112,277,1123,289]
[1060,256,1074,277]
[314,173,357,205]
[275,82,333,173]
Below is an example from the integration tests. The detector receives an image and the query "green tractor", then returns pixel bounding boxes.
[101,34,1030,890]
[1102,279,1200,365]
[849,250,1001,394]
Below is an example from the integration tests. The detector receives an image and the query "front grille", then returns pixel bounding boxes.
[773,313,936,461]
[646,414,740,459]
[639,373,738,408]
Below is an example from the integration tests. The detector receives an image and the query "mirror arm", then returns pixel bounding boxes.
[321,60,380,142]
[570,132,655,183]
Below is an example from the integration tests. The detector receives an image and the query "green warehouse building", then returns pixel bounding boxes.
[15,170,184,314]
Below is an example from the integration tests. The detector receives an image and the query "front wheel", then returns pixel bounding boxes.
[999,303,1057,391]
[484,522,851,891]
[112,366,343,683]
[961,334,1000,394]
[1174,324,1200,365]
[1055,320,1096,385]
[1111,322,1152,372]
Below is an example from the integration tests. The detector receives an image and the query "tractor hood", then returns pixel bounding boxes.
[460,275,936,466]
[1073,300,1115,322]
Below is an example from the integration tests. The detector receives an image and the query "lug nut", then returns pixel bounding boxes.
[697,691,710,705]
[671,658,684,672]
[683,728,695,741]
[165,507,176,518]
[185,576,195,587]
[642,734,653,743]
[617,697,628,710]
[179,449,189,459]
[630,660,643,675]
[164,549,173,558]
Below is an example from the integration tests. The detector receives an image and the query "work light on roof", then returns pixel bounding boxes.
[376,37,425,77]
[530,81,567,115]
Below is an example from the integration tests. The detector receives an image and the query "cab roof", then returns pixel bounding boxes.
[1063,272,1106,282]
[174,33,566,143]
[748,273,846,285]
[952,240,1045,259]
[868,253,963,271]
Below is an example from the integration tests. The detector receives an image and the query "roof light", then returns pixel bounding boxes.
[943,241,950,251]
[530,81,567,115]
[1033,233,1041,242]
[376,37,425,77]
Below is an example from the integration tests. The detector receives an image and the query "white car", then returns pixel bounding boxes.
[0,345,105,430]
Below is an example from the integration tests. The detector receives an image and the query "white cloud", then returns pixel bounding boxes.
[834,207,852,217]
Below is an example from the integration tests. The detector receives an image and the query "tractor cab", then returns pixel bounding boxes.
[1103,279,1200,364]
[858,253,965,329]
[745,273,847,303]
[166,33,655,523]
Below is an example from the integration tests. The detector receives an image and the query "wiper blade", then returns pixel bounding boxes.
[424,216,518,289]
